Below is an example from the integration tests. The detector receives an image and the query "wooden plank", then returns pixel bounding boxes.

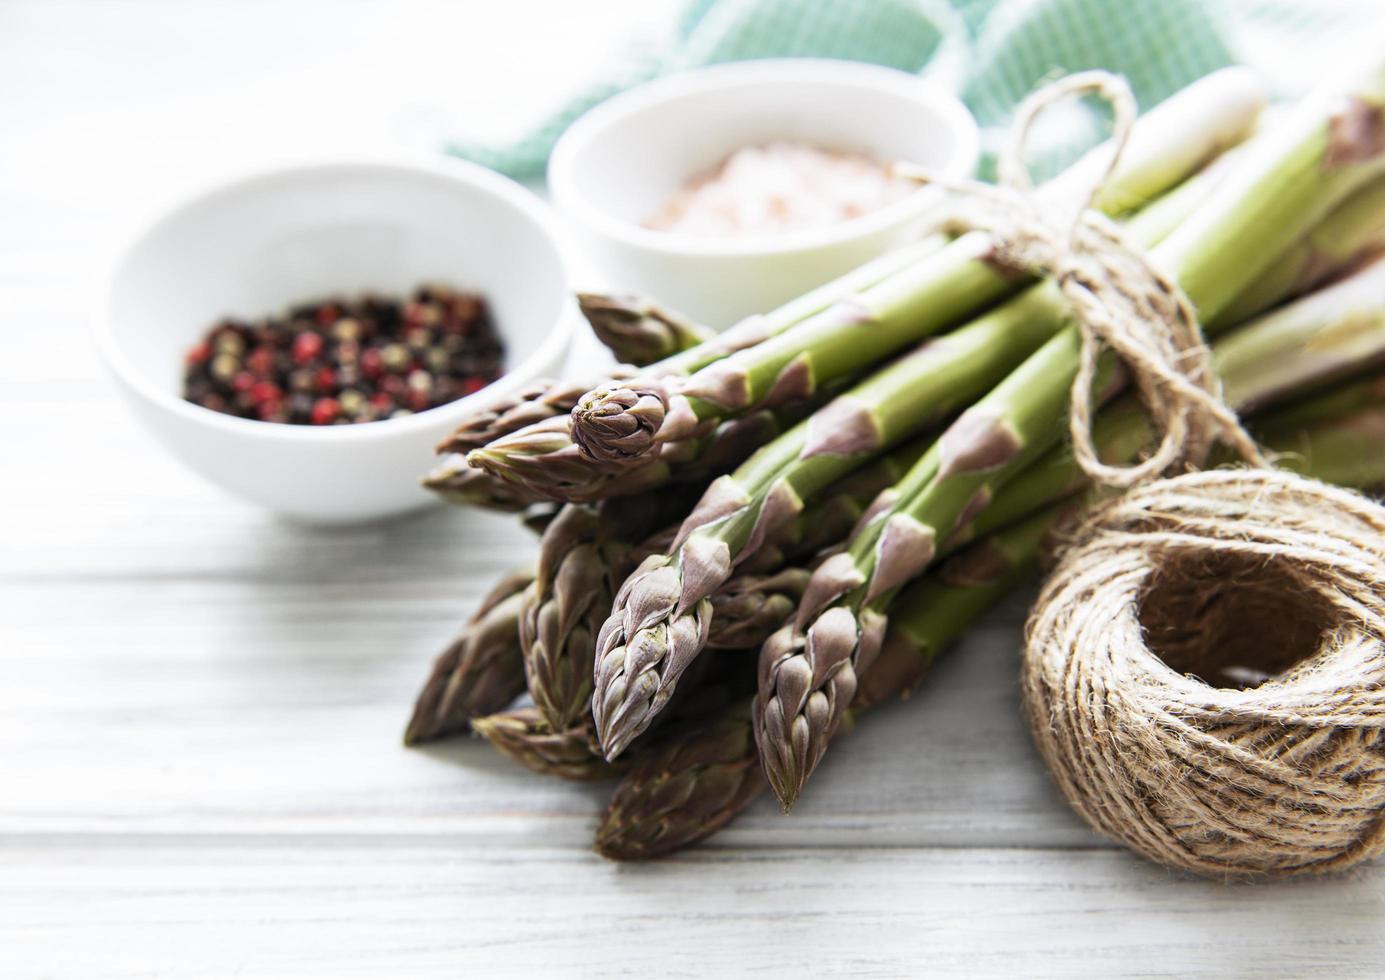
[3,843,1382,979]
[1,570,1098,848]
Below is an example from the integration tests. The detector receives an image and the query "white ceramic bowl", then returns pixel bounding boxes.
[548,59,978,328]
[96,157,574,524]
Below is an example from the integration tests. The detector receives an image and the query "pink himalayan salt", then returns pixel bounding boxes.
[645,141,916,237]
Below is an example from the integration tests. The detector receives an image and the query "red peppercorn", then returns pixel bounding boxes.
[462,376,488,395]
[310,398,340,425]
[360,347,384,379]
[315,304,339,327]
[232,371,257,393]
[370,392,394,412]
[246,346,275,376]
[186,341,211,365]
[248,380,282,406]
[292,331,323,364]
[315,366,337,392]
[407,389,430,412]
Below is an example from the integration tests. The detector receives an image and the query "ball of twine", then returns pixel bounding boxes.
[1023,469,1385,877]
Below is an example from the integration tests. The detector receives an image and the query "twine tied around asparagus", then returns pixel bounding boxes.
[909,70,1385,878]
[902,70,1266,488]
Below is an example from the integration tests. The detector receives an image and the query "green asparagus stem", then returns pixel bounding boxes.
[1257,403,1385,487]
[578,293,716,368]
[1250,372,1385,434]
[471,708,618,781]
[479,70,1265,486]
[1214,253,1385,413]
[589,163,1226,759]
[403,568,533,746]
[762,58,1385,810]
[1210,175,1385,329]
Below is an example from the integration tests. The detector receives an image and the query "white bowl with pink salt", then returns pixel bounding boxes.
[548,59,978,328]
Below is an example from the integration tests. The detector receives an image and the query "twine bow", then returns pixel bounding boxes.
[904,70,1267,488]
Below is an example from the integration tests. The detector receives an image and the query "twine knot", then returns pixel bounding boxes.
[904,70,1267,488]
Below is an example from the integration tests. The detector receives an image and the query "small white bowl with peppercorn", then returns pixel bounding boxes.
[548,59,979,328]
[97,157,574,523]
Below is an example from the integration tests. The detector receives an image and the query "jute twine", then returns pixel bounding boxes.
[925,72,1385,877]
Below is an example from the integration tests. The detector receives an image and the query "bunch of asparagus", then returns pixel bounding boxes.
[407,61,1385,857]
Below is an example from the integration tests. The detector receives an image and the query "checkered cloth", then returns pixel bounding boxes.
[447,0,1383,180]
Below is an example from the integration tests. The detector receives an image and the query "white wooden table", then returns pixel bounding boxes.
[3,2,1383,976]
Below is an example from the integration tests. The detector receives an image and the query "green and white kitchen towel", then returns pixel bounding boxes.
[447,0,1384,180]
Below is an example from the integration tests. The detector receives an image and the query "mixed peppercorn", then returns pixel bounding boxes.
[182,285,504,425]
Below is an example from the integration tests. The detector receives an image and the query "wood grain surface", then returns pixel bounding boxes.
[2,2,1381,976]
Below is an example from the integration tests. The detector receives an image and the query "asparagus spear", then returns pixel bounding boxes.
[1210,174,1385,329]
[596,504,1052,858]
[519,501,563,536]
[471,708,618,781]
[433,290,713,460]
[521,492,697,731]
[1214,252,1385,413]
[422,453,548,511]
[435,291,715,458]
[707,567,812,650]
[595,699,762,860]
[452,294,708,475]
[435,376,615,456]
[579,293,715,367]
[1250,372,1385,434]
[471,379,842,503]
[762,60,1385,809]
[589,163,1228,759]
[520,506,631,732]
[478,70,1266,485]
[1257,403,1385,487]
[403,568,533,746]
